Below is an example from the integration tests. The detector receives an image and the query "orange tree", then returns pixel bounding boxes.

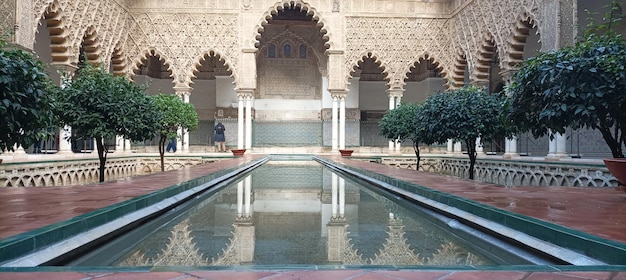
[379,102,423,168]
[152,93,198,172]
[507,32,626,158]
[56,65,161,182]
[0,39,57,152]
[416,86,510,180]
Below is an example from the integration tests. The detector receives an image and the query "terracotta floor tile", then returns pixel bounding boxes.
[0,154,624,279]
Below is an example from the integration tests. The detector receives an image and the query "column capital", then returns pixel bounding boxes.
[174,86,192,97]
[386,88,404,98]
[236,88,255,98]
[329,89,347,99]
[470,80,488,89]
[52,63,79,75]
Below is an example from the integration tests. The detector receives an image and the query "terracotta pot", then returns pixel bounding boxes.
[603,158,626,186]
[339,149,354,156]
[231,149,246,156]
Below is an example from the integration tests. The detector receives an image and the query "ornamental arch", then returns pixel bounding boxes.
[253,1,333,49]
[78,26,102,66]
[130,48,175,90]
[402,54,446,104]
[187,50,235,147]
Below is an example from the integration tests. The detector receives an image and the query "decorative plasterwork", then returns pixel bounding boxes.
[253,0,332,49]
[25,0,562,94]
[345,16,452,90]
[0,0,16,41]
[33,0,131,70]
[125,12,238,88]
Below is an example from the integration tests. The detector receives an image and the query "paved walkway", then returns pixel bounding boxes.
[0,154,625,279]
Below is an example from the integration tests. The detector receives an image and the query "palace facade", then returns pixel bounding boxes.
[0,0,619,156]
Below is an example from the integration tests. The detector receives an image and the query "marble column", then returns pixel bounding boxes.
[454,142,463,155]
[547,131,569,159]
[330,90,347,151]
[55,65,78,154]
[503,136,519,159]
[339,95,346,150]
[387,89,404,153]
[500,69,520,159]
[244,175,252,218]
[331,95,339,151]
[331,173,338,218]
[237,93,245,149]
[476,136,485,156]
[175,87,192,152]
[245,95,253,149]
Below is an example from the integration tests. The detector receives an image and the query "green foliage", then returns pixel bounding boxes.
[417,86,510,179]
[57,65,160,142]
[153,93,198,138]
[379,102,421,143]
[507,31,626,158]
[56,64,161,181]
[379,102,423,167]
[152,93,199,171]
[417,86,509,145]
[0,39,58,152]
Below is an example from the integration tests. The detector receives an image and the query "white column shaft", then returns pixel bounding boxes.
[339,97,346,150]
[238,97,245,149]
[237,181,244,217]
[454,142,462,154]
[339,177,345,218]
[388,95,395,151]
[58,126,72,154]
[331,173,338,218]
[244,176,252,217]
[182,94,190,152]
[245,96,253,149]
[331,96,338,151]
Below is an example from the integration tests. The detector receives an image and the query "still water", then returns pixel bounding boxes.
[109,161,499,266]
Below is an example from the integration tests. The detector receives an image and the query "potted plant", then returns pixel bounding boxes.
[231,149,246,156]
[339,149,353,156]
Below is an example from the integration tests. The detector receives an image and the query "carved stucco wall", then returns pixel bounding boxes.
[32,0,131,70]
[125,12,239,88]
[343,0,564,91]
[19,0,568,94]
[0,0,16,40]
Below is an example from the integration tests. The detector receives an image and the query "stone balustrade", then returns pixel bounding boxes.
[378,156,617,187]
[0,156,221,187]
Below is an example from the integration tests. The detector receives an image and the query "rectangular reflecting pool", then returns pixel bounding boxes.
[68,160,547,267]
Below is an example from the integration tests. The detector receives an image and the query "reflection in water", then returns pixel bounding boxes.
[115,162,494,266]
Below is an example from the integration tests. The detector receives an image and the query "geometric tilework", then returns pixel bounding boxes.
[254,120,323,146]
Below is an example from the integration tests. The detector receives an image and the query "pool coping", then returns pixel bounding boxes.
[0,156,270,267]
[314,156,626,265]
[1,154,625,271]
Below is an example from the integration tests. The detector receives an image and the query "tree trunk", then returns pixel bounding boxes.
[465,138,477,180]
[412,140,421,171]
[159,134,166,172]
[598,126,624,158]
[95,136,107,183]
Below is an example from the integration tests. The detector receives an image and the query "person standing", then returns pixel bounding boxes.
[166,137,177,153]
[214,121,226,152]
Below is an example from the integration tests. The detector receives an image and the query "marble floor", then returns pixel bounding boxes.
[0,154,625,279]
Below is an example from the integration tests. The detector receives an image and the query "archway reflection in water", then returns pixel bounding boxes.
[115,161,496,266]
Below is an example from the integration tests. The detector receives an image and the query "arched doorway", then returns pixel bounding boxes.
[254,3,329,149]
